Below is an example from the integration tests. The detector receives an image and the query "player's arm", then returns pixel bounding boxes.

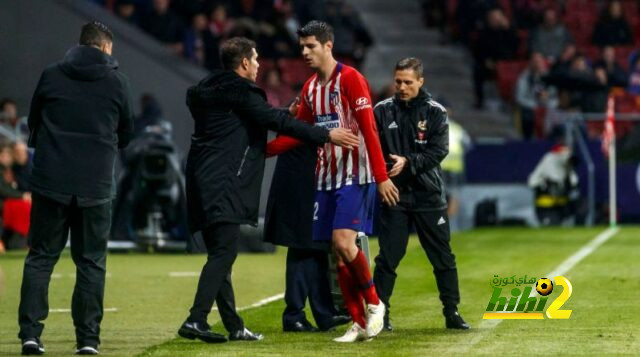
[406,108,449,175]
[347,73,399,205]
[266,96,313,157]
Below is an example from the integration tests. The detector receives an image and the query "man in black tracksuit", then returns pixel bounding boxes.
[372,57,469,331]
[18,22,134,355]
[178,37,359,344]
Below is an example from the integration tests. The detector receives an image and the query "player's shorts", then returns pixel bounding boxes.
[312,183,377,241]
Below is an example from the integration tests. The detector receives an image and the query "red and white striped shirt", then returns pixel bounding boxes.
[267,63,388,191]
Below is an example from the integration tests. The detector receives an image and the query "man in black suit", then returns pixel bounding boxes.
[18,22,134,355]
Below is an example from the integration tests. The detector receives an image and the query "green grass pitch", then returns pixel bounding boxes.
[1,226,638,356]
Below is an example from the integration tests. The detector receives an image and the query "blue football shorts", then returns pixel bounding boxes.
[312,183,377,241]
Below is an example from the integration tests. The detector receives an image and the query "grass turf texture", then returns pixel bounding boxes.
[0,226,638,356]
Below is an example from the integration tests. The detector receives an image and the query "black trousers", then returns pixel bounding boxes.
[18,194,112,346]
[188,223,243,333]
[373,208,460,315]
[283,248,337,330]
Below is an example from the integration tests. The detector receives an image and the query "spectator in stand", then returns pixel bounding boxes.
[1,98,18,125]
[569,55,608,112]
[278,0,301,43]
[12,140,31,191]
[324,0,373,66]
[530,8,572,62]
[140,0,186,55]
[512,0,547,30]
[420,0,447,41]
[592,0,633,47]
[263,68,295,108]
[593,45,628,88]
[134,93,163,137]
[184,12,219,67]
[0,140,31,250]
[114,0,140,24]
[169,0,215,24]
[627,56,640,94]
[471,7,519,108]
[1,98,28,140]
[209,4,234,39]
[292,0,326,26]
[455,0,498,45]
[229,0,274,22]
[515,52,558,139]
[257,3,299,59]
[548,43,576,78]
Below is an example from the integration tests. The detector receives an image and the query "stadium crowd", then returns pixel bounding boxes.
[422,0,640,140]
[89,0,372,90]
[0,99,32,253]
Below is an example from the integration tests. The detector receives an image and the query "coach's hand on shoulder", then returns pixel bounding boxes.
[378,179,399,206]
[328,128,360,150]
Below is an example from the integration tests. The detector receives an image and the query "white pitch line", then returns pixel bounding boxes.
[169,272,200,277]
[46,293,284,314]
[238,293,285,311]
[50,307,118,313]
[459,226,620,352]
[211,293,285,312]
[51,273,112,279]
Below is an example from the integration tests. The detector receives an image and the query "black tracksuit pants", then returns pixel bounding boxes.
[373,207,460,316]
[188,223,244,333]
[18,194,112,347]
[282,248,337,330]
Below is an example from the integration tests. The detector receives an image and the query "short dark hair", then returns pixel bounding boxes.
[395,57,423,78]
[297,20,334,44]
[79,21,113,47]
[220,37,256,70]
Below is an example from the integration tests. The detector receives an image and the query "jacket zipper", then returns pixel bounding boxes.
[237,146,250,176]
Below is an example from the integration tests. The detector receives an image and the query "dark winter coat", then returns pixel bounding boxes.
[27,45,134,199]
[264,144,329,251]
[374,89,449,211]
[185,70,329,233]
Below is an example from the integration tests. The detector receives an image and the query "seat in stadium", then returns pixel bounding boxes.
[496,60,528,103]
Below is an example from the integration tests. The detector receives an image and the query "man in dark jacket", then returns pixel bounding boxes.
[18,22,134,355]
[178,37,359,344]
[264,143,350,332]
[372,57,469,332]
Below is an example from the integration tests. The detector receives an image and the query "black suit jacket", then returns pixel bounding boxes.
[264,144,329,251]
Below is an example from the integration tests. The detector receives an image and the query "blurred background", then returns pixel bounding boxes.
[1,0,639,253]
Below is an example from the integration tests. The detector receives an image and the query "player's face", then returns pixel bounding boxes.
[299,36,331,70]
[394,69,424,101]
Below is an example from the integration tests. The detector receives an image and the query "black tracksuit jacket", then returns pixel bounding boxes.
[373,89,449,211]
